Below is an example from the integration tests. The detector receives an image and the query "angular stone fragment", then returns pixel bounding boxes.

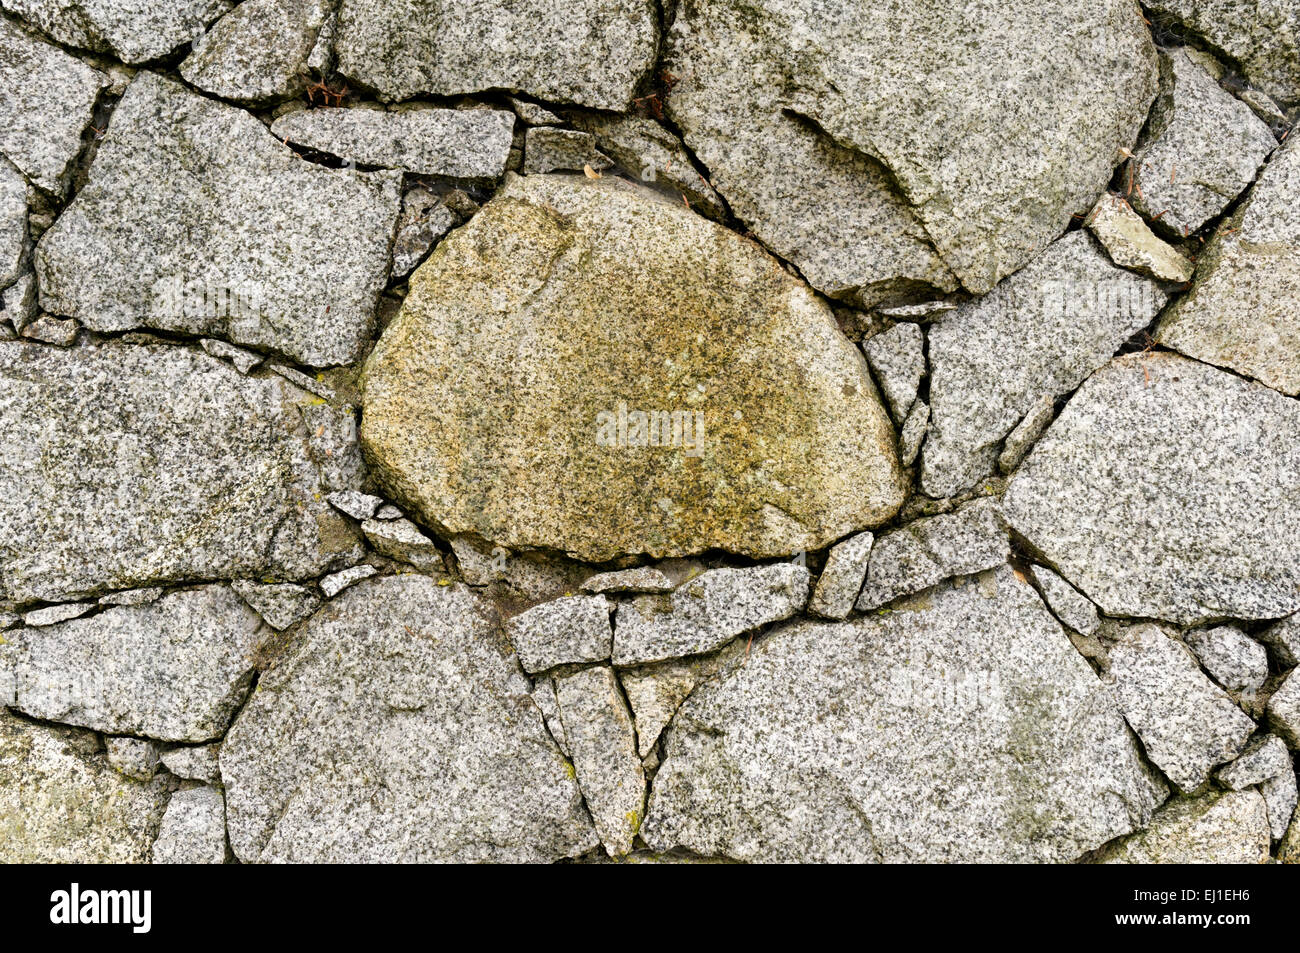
[99,588,162,608]
[105,736,160,781]
[922,232,1167,496]
[667,0,1156,296]
[857,498,1007,610]
[565,112,725,215]
[222,575,596,862]
[1003,353,1300,624]
[152,787,226,864]
[361,517,444,573]
[614,564,809,667]
[1269,669,1300,749]
[180,0,331,106]
[333,0,657,110]
[1129,49,1276,238]
[1,272,36,331]
[36,73,402,367]
[809,531,873,620]
[996,394,1056,475]
[0,711,171,863]
[621,662,697,759]
[0,19,109,194]
[362,175,905,562]
[898,400,929,467]
[272,107,514,185]
[1028,564,1101,636]
[22,602,91,626]
[522,128,611,175]
[1258,614,1300,668]
[160,745,221,784]
[554,665,644,858]
[391,187,456,278]
[1217,734,1296,841]
[530,677,568,756]
[506,595,613,674]
[327,490,383,521]
[0,343,361,605]
[1,0,232,63]
[1279,809,1300,863]
[0,586,263,742]
[318,564,376,598]
[1095,790,1270,864]
[1102,623,1255,791]
[644,567,1166,862]
[509,97,561,126]
[1156,136,1300,395]
[581,567,674,594]
[200,338,261,374]
[21,313,78,346]
[1086,192,1194,282]
[231,579,320,630]
[1144,0,1300,105]
[0,159,26,291]
[864,323,924,424]
[1185,625,1268,695]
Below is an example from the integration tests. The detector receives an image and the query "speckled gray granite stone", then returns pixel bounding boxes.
[231,579,320,630]
[809,531,873,620]
[1094,789,1270,864]
[1004,353,1300,625]
[1217,734,1296,841]
[1268,668,1300,749]
[0,585,264,742]
[391,187,456,278]
[221,575,597,862]
[1258,614,1300,667]
[0,342,362,606]
[0,0,233,63]
[506,594,613,673]
[0,18,109,195]
[152,786,226,864]
[360,517,444,573]
[0,159,26,292]
[36,72,401,367]
[922,231,1166,496]
[105,736,160,781]
[272,106,514,184]
[522,128,611,175]
[581,567,675,594]
[1185,625,1268,695]
[865,323,924,425]
[1085,192,1194,282]
[1101,623,1255,791]
[613,564,809,666]
[160,744,221,784]
[332,0,657,110]
[644,567,1166,863]
[996,394,1056,475]
[1028,564,1101,636]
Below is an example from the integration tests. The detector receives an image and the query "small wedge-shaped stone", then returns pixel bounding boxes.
[1185,625,1268,695]
[1028,564,1101,636]
[0,711,171,863]
[1095,790,1270,864]
[152,786,227,864]
[222,575,597,862]
[0,18,109,195]
[1004,353,1300,624]
[1156,136,1300,396]
[362,175,906,562]
[0,0,232,63]
[360,517,444,572]
[522,128,611,175]
[644,567,1166,863]
[272,107,514,185]
[506,595,613,674]
[1217,734,1296,841]
[809,531,873,620]
[581,567,674,594]
[0,160,26,291]
[36,73,402,367]
[923,231,1167,496]
[864,323,924,424]
[857,498,1007,610]
[332,0,657,110]
[1102,623,1255,792]
[0,586,264,742]
[614,564,810,666]
[1258,614,1300,668]
[0,343,361,606]
[555,666,644,857]
[231,579,320,631]
[1269,669,1300,749]
[160,745,221,784]
[1086,192,1194,282]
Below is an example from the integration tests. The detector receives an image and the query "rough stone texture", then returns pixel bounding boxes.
[666,0,1157,298]
[522,128,611,175]
[180,0,331,106]
[809,532,873,620]
[1,0,233,63]
[332,0,658,110]
[506,595,613,674]
[0,160,26,292]
[1028,564,1101,636]
[0,18,109,195]
[21,313,78,346]
[898,400,929,467]
[554,666,644,857]
[1095,790,1270,864]
[1156,135,1300,396]
[362,175,906,562]
[1086,192,1194,282]
[614,564,810,666]
[864,323,924,424]
[391,187,456,278]
[1003,353,1300,625]
[231,579,320,630]
[360,517,444,572]
[36,73,402,367]
[1101,623,1255,791]
[922,232,1167,496]
[272,107,514,185]
[856,498,1008,610]
[327,490,383,521]
[201,338,262,374]
[619,651,741,759]
[160,745,221,783]
[581,567,674,594]
[1185,625,1268,694]
[1129,49,1276,238]
[105,736,160,780]
[152,786,227,864]
[0,586,264,742]
[996,395,1056,475]
[1144,0,1300,105]
[1278,809,1300,863]
[22,602,91,627]
[0,343,362,606]
[644,567,1165,863]
[1268,668,1300,749]
[1258,614,1300,668]
[318,564,376,598]
[99,588,162,608]
[1217,734,1297,841]
[1,272,36,331]
[0,711,171,862]
[221,575,597,862]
